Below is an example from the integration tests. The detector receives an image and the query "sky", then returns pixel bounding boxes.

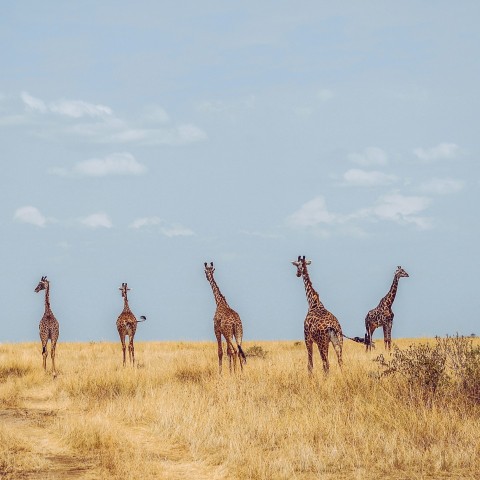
[1,1,479,343]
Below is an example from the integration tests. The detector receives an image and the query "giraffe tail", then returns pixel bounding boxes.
[137,315,147,322]
[237,344,247,364]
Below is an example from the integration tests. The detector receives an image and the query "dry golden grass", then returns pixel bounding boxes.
[0,338,479,479]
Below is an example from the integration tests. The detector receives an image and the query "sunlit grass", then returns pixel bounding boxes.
[0,338,479,479]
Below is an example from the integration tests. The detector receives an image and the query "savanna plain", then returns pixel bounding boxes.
[1,338,479,480]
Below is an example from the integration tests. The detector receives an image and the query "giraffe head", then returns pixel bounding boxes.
[204,261,215,280]
[34,276,49,293]
[395,266,409,278]
[119,282,130,299]
[291,255,311,277]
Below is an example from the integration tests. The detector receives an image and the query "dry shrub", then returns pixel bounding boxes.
[245,345,267,359]
[375,335,480,406]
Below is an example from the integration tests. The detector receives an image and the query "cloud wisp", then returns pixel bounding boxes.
[413,143,460,162]
[80,213,113,229]
[419,177,465,195]
[287,193,432,234]
[13,206,52,227]
[16,92,207,147]
[347,147,388,166]
[342,169,398,187]
[129,216,195,237]
[50,153,146,177]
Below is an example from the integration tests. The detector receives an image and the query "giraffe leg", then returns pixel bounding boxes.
[318,341,330,374]
[216,334,223,374]
[384,323,392,351]
[382,325,389,351]
[329,329,343,368]
[305,338,314,374]
[128,337,135,366]
[119,334,127,367]
[51,342,57,378]
[366,325,374,352]
[42,344,48,371]
[40,334,48,372]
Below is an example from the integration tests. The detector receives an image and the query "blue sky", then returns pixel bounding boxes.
[1,2,479,342]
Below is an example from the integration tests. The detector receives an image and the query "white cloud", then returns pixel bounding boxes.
[419,178,465,195]
[161,224,195,237]
[89,123,207,146]
[371,193,432,229]
[141,105,170,123]
[21,92,47,113]
[79,153,145,176]
[129,217,194,237]
[348,147,388,166]
[80,213,112,229]
[413,143,460,161]
[50,153,146,177]
[129,217,162,229]
[197,95,256,114]
[21,92,111,118]
[287,192,433,233]
[49,100,112,118]
[13,206,49,227]
[17,92,206,146]
[240,230,282,239]
[342,169,397,187]
[286,196,336,228]
[317,89,334,102]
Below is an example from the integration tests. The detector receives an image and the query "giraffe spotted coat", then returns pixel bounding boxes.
[34,276,59,378]
[292,256,343,373]
[365,266,409,351]
[204,262,246,374]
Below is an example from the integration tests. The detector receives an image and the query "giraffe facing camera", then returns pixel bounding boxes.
[34,275,59,378]
[292,255,343,374]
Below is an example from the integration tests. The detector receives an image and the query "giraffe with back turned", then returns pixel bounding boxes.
[291,256,343,374]
[365,266,409,351]
[204,262,246,374]
[34,276,59,378]
[116,283,146,366]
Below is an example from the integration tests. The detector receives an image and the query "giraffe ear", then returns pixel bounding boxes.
[306,260,311,265]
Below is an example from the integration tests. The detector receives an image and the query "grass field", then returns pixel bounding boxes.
[0,338,479,480]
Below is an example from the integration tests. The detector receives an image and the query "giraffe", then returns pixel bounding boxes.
[364,266,409,351]
[291,256,343,374]
[116,283,146,366]
[34,276,59,378]
[204,262,246,374]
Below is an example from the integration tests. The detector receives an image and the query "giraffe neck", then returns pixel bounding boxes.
[123,297,132,313]
[382,274,400,307]
[302,267,324,310]
[44,283,52,313]
[207,274,228,307]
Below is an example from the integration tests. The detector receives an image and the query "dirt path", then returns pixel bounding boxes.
[0,407,100,479]
[1,384,227,480]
